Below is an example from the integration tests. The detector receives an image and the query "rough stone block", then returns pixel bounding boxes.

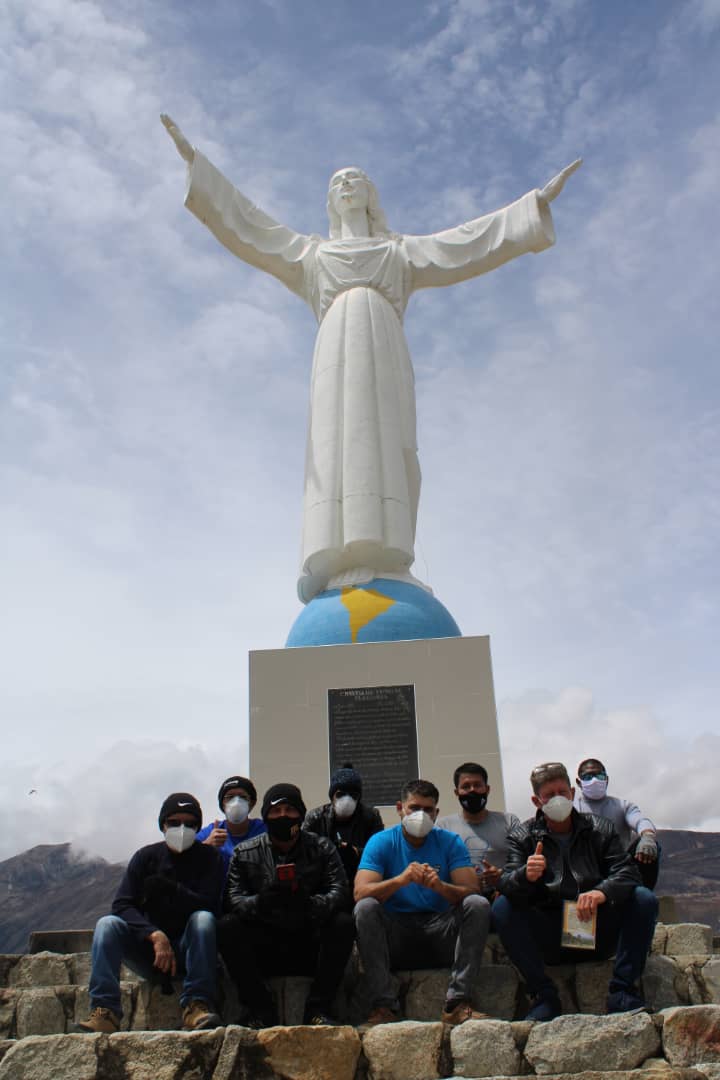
[131,981,183,1031]
[450,1017,522,1077]
[653,925,670,955]
[268,974,314,1025]
[75,983,134,1031]
[362,1019,444,1080]
[666,926,713,956]
[662,1005,720,1065]
[575,959,615,1014]
[258,1024,362,1080]
[0,958,20,989]
[698,959,720,1006]
[0,1042,13,1067]
[403,970,447,1021]
[643,955,688,1011]
[211,1026,266,1080]
[15,989,66,1037]
[694,1066,720,1080]
[69,952,92,986]
[96,1029,224,1079]
[0,991,15,1040]
[474,963,520,1019]
[0,1032,101,1080]
[524,1012,660,1074]
[8,953,70,988]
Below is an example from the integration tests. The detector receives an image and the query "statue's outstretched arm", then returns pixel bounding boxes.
[161,114,194,165]
[540,158,582,204]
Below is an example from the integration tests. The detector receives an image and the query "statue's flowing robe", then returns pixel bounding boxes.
[185,153,556,603]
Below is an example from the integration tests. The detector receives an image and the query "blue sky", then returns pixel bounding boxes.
[2,0,719,859]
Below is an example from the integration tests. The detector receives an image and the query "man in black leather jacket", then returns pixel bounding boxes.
[493,762,658,1021]
[303,763,384,887]
[217,782,354,1027]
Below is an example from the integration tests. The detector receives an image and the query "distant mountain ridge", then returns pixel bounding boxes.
[0,829,718,953]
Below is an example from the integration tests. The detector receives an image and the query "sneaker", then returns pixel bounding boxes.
[303,1010,338,1026]
[181,1000,221,1031]
[525,991,561,1022]
[364,1005,400,1026]
[237,1003,280,1029]
[74,1006,121,1034]
[441,1000,491,1025]
[606,988,649,1014]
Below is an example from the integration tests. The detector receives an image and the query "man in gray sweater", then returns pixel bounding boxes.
[573,758,659,888]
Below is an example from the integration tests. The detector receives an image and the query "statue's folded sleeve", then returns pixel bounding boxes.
[405,190,555,291]
[184,151,317,297]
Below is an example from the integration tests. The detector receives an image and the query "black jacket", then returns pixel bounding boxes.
[224,830,349,924]
[499,809,641,909]
[302,801,384,882]
[112,840,225,943]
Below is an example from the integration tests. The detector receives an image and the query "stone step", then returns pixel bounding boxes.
[1,1007,720,1080]
[1,951,719,1041]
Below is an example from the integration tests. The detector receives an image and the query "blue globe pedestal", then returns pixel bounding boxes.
[286,578,461,648]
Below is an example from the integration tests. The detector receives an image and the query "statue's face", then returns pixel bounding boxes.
[329,167,370,217]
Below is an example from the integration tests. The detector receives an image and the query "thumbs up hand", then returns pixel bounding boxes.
[203,819,228,848]
[525,841,546,882]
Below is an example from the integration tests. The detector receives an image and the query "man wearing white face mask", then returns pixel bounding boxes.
[197,775,266,876]
[494,763,658,1021]
[354,779,491,1026]
[303,763,384,887]
[76,792,224,1035]
[574,758,660,889]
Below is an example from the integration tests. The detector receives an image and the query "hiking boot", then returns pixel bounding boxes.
[74,1006,121,1034]
[525,990,562,1022]
[237,1003,279,1029]
[441,1000,491,1025]
[606,988,649,1014]
[181,1000,221,1030]
[364,1005,399,1026]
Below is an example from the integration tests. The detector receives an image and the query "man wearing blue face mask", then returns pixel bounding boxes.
[75,792,224,1035]
[354,778,490,1027]
[303,763,384,888]
[573,758,660,889]
[197,775,266,876]
[494,762,658,1021]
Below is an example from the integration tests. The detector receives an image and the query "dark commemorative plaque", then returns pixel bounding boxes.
[328,684,418,806]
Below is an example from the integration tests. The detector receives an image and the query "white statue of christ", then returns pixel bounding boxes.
[162,116,581,604]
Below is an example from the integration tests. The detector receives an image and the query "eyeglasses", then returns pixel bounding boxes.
[579,771,607,782]
[530,762,565,779]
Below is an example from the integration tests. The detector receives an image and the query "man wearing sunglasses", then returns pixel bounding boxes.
[573,758,659,889]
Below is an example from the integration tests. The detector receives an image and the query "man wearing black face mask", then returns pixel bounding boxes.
[217,782,354,1027]
[437,762,520,898]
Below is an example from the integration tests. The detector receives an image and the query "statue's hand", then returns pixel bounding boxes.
[540,158,582,203]
[160,114,194,165]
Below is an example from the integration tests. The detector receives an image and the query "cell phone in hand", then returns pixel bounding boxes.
[276,863,297,890]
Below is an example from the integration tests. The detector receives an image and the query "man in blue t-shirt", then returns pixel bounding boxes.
[354,779,491,1027]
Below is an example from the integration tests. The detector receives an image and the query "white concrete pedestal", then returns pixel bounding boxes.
[249,635,504,817]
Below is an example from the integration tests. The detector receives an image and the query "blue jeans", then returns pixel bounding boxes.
[89,911,217,1016]
[492,887,658,998]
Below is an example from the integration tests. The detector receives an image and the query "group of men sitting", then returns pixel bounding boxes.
[76,756,660,1034]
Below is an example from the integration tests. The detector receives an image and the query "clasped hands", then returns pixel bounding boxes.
[400,861,444,891]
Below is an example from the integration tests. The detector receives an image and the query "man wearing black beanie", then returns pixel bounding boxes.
[76,792,224,1034]
[304,763,384,887]
[217,781,354,1027]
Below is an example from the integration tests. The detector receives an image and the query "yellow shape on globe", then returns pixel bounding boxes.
[341,586,396,643]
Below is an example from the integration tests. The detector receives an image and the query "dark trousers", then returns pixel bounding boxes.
[217,910,354,1014]
[492,886,658,998]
